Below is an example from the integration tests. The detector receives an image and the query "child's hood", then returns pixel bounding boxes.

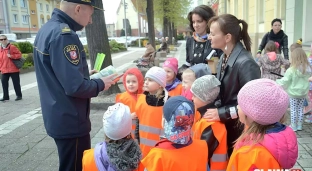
[259,123,298,169]
[123,68,144,94]
[189,63,211,79]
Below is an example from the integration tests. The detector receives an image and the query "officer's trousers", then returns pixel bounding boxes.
[54,134,90,171]
[1,72,22,99]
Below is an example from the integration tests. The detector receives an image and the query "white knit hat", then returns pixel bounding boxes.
[191,75,220,103]
[145,66,167,88]
[103,103,132,140]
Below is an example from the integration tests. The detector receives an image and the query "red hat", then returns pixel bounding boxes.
[122,68,144,94]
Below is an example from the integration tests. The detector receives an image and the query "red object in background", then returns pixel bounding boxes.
[291,169,302,171]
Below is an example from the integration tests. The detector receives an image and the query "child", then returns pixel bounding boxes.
[258,40,290,81]
[82,103,142,171]
[181,63,211,100]
[191,75,228,171]
[135,67,169,163]
[227,79,298,170]
[277,48,312,131]
[289,38,302,52]
[116,68,144,142]
[163,58,183,96]
[141,96,208,171]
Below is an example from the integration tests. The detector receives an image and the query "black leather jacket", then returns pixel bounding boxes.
[216,42,261,155]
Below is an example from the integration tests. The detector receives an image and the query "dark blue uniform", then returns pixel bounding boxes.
[33,8,104,171]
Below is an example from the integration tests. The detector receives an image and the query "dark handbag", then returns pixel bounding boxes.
[8,45,25,69]
[11,58,26,69]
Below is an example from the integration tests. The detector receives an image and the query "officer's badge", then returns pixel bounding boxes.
[64,45,80,65]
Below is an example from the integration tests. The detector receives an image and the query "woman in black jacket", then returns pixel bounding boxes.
[257,18,289,59]
[204,14,261,156]
[178,5,222,79]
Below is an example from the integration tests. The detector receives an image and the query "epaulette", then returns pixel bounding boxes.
[60,23,72,34]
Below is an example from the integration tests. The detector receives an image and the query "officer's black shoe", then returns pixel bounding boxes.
[15,97,22,101]
[0,98,9,101]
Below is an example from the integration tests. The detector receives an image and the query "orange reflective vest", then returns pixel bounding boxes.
[193,115,228,171]
[227,145,281,171]
[168,83,183,97]
[116,92,139,136]
[141,139,208,171]
[135,94,163,157]
[82,148,98,171]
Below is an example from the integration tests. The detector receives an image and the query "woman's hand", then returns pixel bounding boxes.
[203,108,220,121]
[309,76,312,82]
[7,54,11,58]
[131,112,138,119]
[256,53,261,58]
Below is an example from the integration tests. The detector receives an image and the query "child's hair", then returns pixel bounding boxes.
[290,38,303,52]
[182,69,195,78]
[291,48,310,74]
[264,40,279,53]
[155,87,165,99]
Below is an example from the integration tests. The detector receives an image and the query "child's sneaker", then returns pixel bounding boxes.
[290,123,297,132]
[297,122,303,131]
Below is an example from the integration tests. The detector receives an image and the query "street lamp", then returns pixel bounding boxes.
[27,14,31,38]
[123,0,128,48]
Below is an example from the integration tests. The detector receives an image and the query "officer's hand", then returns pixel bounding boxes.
[101,74,118,91]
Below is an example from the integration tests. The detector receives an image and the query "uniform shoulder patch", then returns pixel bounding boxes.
[60,23,72,34]
[63,45,80,65]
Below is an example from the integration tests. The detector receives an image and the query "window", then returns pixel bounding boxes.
[31,10,35,14]
[39,3,43,11]
[40,18,44,25]
[22,15,28,24]
[11,0,16,6]
[259,0,265,23]
[20,0,26,8]
[13,14,18,23]
[46,5,49,11]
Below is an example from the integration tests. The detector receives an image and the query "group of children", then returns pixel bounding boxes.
[82,57,299,171]
[258,38,312,130]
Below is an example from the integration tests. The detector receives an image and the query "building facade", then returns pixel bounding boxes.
[106,23,116,37]
[115,0,147,37]
[2,0,60,39]
[216,0,312,56]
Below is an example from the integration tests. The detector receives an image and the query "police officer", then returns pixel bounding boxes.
[33,0,115,171]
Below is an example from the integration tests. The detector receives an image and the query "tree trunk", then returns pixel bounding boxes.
[146,0,155,48]
[172,22,177,45]
[163,16,169,38]
[85,0,120,94]
[168,21,173,45]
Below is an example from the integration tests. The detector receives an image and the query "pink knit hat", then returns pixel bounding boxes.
[145,66,167,88]
[237,79,289,125]
[163,58,178,74]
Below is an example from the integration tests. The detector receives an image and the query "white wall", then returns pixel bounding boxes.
[302,0,312,42]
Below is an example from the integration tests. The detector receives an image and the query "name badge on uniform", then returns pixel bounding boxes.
[64,45,80,65]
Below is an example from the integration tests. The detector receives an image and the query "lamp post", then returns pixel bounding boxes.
[26,1,31,38]
[123,0,128,48]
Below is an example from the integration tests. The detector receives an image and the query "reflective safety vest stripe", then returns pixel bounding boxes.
[135,94,163,159]
[116,92,139,138]
[168,83,183,97]
[141,139,208,171]
[227,145,282,171]
[82,148,98,171]
[193,119,228,171]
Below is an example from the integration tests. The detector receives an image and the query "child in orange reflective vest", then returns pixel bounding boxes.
[135,66,169,171]
[82,103,142,171]
[141,96,208,171]
[191,75,228,171]
[116,68,144,143]
[181,63,211,100]
[163,58,183,97]
[227,79,298,171]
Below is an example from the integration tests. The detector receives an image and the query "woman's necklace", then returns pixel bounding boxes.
[221,52,232,73]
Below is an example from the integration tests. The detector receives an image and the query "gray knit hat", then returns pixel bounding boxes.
[191,75,221,103]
